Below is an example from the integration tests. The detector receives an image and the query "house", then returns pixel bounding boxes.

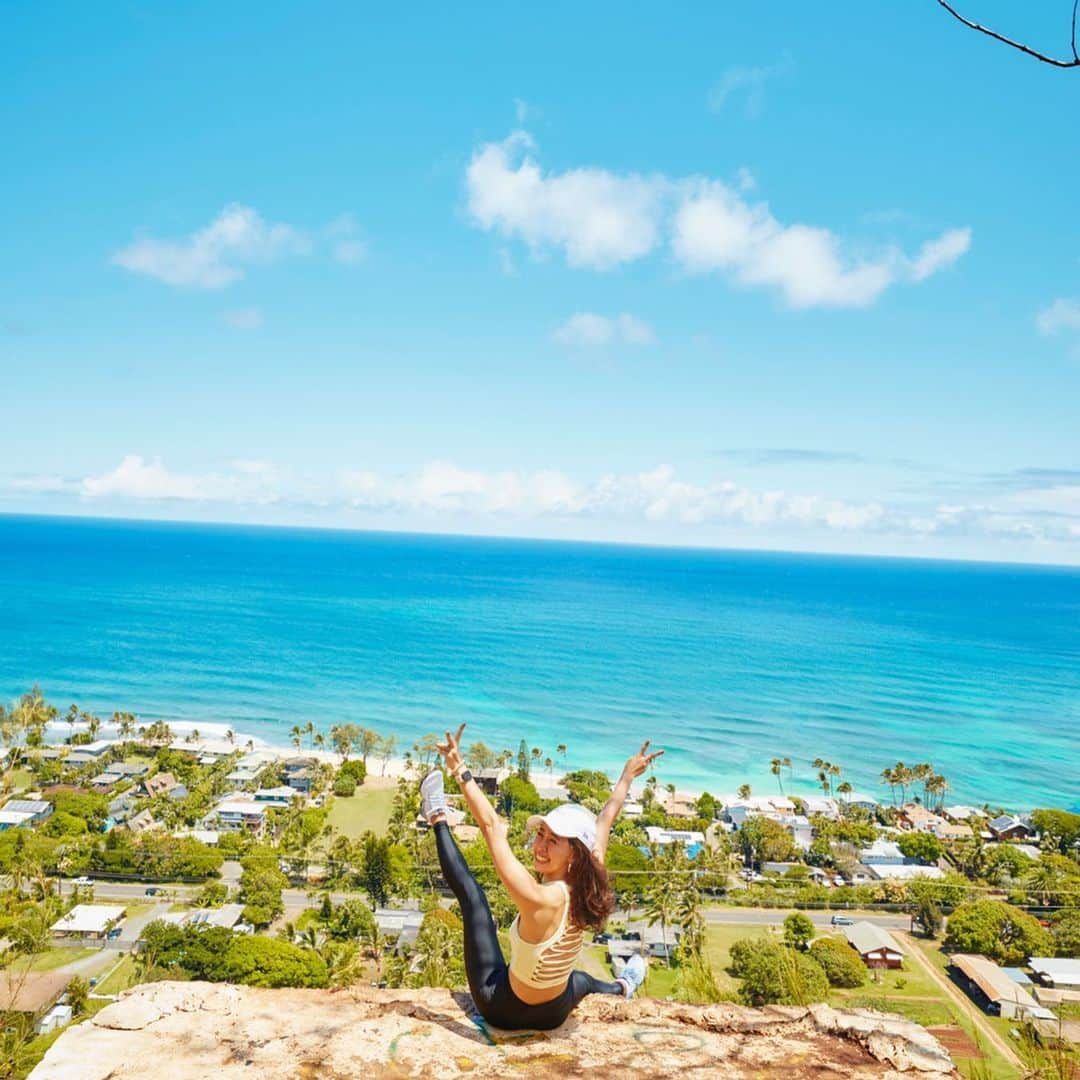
[1029,958,1080,991]
[204,799,269,836]
[899,803,947,833]
[184,903,246,930]
[724,795,795,825]
[837,791,879,812]
[0,971,72,1023]
[253,785,298,808]
[167,784,189,801]
[932,821,974,841]
[108,793,137,825]
[535,786,571,804]
[470,768,512,796]
[840,863,877,885]
[90,773,121,792]
[643,826,705,858]
[59,740,112,759]
[225,750,280,789]
[660,792,699,819]
[621,799,644,817]
[2,799,54,826]
[988,815,1034,842]
[859,839,905,865]
[51,904,126,940]
[283,757,319,794]
[762,861,829,881]
[951,954,1056,1021]
[36,1001,74,1035]
[775,814,813,851]
[141,772,179,798]
[126,809,161,834]
[870,864,945,882]
[842,922,905,969]
[942,805,978,822]
[0,810,38,831]
[802,796,841,820]
[111,762,150,778]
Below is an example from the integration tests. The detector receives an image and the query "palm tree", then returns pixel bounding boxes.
[314,732,326,752]
[737,783,752,800]
[544,756,554,781]
[770,758,785,795]
[290,726,302,751]
[531,747,542,766]
[84,712,102,741]
[65,704,79,742]
[556,743,567,764]
[304,721,315,750]
[245,739,254,752]
[837,781,853,802]
[225,728,235,747]
[330,725,353,761]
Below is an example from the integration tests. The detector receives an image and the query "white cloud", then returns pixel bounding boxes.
[1036,297,1080,336]
[80,455,278,503]
[671,181,897,309]
[112,204,311,289]
[553,311,656,347]
[708,58,791,115]
[909,227,971,282]
[465,132,971,309]
[224,307,263,330]
[465,132,665,269]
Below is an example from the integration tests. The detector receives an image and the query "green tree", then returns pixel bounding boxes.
[407,909,466,989]
[944,900,1053,964]
[809,937,867,988]
[906,879,944,939]
[1050,908,1080,958]
[499,775,541,815]
[65,975,91,1016]
[783,912,815,951]
[1030,809,1080,855]
[897,831,944,863]
[352,727,381,767]
[216,935,329,988]
[358,832,410,906]
[466,741,498,770]
[730,936,829,1006]
[739,815,797,865]
[327,899,377,942]
[239,862,288,927]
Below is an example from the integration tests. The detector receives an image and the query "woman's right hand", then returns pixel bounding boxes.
[622,739,664,780]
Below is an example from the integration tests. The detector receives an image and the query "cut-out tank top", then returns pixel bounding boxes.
[508,880,584,990]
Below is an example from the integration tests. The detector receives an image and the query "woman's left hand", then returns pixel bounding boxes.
[622,739,664,780]
[436,722,467,775]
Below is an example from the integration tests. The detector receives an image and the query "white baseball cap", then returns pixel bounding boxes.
[526,804,597,851]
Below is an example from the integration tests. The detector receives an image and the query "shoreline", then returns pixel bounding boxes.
[37,716,1035,814]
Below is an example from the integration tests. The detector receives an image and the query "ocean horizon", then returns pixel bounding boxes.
[1,512,1077,811]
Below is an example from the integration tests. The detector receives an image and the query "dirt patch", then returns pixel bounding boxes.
[927,1027,983,1059]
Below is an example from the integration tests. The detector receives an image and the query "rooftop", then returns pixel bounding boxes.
[29,981,958,1079]
[844,922,905,957]
[51,904,126,935]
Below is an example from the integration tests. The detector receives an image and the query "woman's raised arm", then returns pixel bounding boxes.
[593,739,664,861]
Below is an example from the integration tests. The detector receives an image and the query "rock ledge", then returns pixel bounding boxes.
[30,981,959,1078]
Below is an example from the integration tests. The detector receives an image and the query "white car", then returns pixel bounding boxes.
[72,876,93,886]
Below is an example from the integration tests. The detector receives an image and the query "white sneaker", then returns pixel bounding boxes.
[420,770,448,822]
[617,953,646,998]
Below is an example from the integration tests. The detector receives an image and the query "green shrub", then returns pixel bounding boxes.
[334,775,357,797]
[809,936,867,988]
[337,760,367,786]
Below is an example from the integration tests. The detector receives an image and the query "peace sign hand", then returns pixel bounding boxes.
[436,723,467,775]
[622,739,664,780]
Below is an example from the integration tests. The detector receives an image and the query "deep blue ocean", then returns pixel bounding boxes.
[0,514,1076,810]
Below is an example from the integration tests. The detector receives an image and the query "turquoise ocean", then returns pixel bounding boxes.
[0,514,1077,810]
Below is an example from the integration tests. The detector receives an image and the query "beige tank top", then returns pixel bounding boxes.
[508,880,584,990]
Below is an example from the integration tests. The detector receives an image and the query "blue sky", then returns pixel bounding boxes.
[3,1,1079,563]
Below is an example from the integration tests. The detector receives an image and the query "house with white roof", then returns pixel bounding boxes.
[51,904,126,940]
[204,798,270,836]
[859,839,905,865]
[870,864,945,882]
[644,826,706,848]
[253,786,298,807]
[801,796,840,819]
[1029,958,1080,990]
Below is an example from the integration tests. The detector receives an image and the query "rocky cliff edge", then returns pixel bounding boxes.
[30,981,959,1079]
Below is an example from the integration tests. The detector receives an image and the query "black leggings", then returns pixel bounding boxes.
[433,822,624,1030]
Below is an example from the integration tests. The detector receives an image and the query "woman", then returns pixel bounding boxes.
[420,723,663,1031]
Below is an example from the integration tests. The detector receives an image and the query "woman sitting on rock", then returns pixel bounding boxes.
[421,725,663,1030]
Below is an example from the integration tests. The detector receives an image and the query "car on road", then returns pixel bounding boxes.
[830,914,854,926]
[144,886,160,896]
[106,927,122,940]
[72,876,93,886]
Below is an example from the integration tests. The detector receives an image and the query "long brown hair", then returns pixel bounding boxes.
[565,838,615,932]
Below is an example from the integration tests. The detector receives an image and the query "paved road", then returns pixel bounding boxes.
[703,907,911,930]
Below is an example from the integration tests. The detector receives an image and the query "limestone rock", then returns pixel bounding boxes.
[30,981,959,1079]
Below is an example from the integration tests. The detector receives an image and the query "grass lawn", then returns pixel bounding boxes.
[8,767,33,791]
[95,954,138,996]
[703,923,772,994]
[13,947,99,972]
[324,786,395,841]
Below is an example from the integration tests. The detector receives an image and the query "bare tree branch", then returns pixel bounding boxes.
[936,0,1080,68]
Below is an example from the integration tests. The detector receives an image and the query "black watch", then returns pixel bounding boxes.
[458,769,473,785]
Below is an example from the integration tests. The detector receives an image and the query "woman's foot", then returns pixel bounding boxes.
[420,770,449,824]
[617,953,647,998]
